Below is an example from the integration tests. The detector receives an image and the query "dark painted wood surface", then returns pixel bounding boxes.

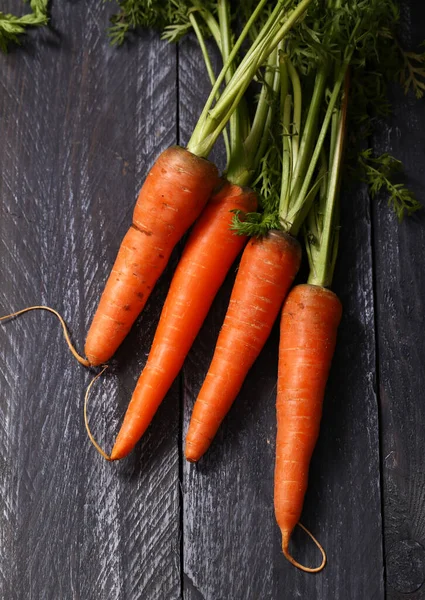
[0,2,180,599]
[372,2,425,598]
[0,1,423,599]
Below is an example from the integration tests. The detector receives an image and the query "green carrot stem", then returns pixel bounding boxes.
[280,93,293,218]
[187,0,270,156]
[217,0,240,153]
[252,53,282,173]
[287,58,301,170]
[190,1,222,51]
[226,48,279,186]
[289,66,328,199]
[287,61,349,235]
[187,0,313,158]
[279,56,292,217]
[189,12,231,162]
[308,72,350,287]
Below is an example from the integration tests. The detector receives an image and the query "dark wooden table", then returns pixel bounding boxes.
[1,2,425,598]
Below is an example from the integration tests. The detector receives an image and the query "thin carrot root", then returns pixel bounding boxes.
[282,523,326,573]
[0,306,90,367]
[83,365,112,461]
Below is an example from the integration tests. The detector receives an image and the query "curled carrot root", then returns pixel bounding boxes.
[83,365,112,461]
[0,306,90,367]
[282,523,326,573]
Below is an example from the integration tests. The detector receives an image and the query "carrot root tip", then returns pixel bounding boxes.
[0,305,90,368]
[281,523,326,573]
[84,365,113,461]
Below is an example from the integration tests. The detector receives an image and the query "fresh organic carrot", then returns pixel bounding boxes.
[274,284,342,571]
[274,70,349,572]
[110,182,257,460]
[184,230,301,462]
[84,146,218,366]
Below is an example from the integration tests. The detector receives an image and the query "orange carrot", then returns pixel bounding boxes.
[184,230,301,463]
[274,283,342,571]
[110,182,257,460]
[85,146,218,366]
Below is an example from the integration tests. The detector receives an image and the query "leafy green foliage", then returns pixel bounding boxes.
[0,0,48,53]
[358,149,422,221]
[106,0,424,225]
[231,209,282,237]
[161,1,218,44]
[106,0,175,45]
[397,43,425,99]
[106,0,216,45]
[231,137,285,237]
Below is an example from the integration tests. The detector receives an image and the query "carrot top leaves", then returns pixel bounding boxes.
[397,44,425,99]
[106,0,175,45]
[106,0,219,46]
[358,150,421,221]
[231,0,424,237]
[0,0,49,53]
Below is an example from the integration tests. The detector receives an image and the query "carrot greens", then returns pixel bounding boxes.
[228,0,423,239]
[0,0,48,53]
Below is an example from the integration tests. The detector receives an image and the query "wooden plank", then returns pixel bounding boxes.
[371,1,425,597]
[179,34,384,599]
[0,3,180,599]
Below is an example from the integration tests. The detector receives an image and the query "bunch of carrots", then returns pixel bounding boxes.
[2,0,425,573]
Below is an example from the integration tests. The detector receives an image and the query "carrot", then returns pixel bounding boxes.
[84,146,218,366]
[274,284,342,571]
[110,182,257,460]
[273,70,349,572]
[184,230,301,462]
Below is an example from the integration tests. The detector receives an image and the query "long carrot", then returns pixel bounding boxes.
[110,182,257,460]
[85,146,218,366]
[274,70,350,572]
[274,284,341,571]
[184,230,301,462]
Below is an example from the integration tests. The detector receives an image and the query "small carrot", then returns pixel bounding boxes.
[184,230,301,463]
[274,284,342,571]
[85,146,218,366]
[110,182,257,460]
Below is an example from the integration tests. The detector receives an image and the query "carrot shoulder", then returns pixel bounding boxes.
[84,146,218,366]
[274,283,342,568]
[110,182,257,460]
[185,230,302,463]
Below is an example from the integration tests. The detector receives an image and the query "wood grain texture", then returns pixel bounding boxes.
[0,2,180,599]
[372,1,425,597]
[179,36,384,600]
[3,1,424,597]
